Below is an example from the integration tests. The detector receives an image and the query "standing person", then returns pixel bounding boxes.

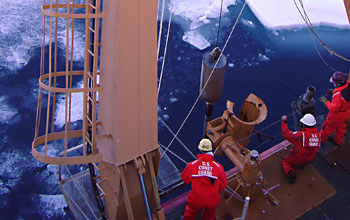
[281,114,320,183]
[181,138,228,220]
[320,71,350,146]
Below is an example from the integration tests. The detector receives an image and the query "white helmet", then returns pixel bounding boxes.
[300,113,316,126]
[198,138,212,151]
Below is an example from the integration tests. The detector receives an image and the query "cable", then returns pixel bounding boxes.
[216,0,224,47]
[159,116,197,159]
[160,94,327,185]
[293,0,350,63]
[157,0,166,59]
[226,95,328,150]
[296,0,337,72]
[158,0,336,163]
[160,144,189,165]
[158,1,174,97]
[161,1,248,158]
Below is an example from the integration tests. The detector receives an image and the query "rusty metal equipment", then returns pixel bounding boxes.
[200,47,227,136]
[200,47,227,104]
[205,93,267,198]
[291,86,317,131]
[32,1,165,220]
[216,144,336,220]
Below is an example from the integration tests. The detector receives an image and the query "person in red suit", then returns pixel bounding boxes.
[281,114,320,183]
[320,71,350,146]
[181,138,228,220]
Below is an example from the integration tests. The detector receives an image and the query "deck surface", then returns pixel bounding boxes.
[164,137,350,220]
[216,145,336,220]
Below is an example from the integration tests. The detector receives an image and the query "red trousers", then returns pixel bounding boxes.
[320,119,346,146]
[183,200,218,220]
[281,152,313,175]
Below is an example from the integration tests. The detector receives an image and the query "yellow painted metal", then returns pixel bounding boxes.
[97,0,158,165]
[33,1,103,165]
[33,1,164,219]
[344,0,350,24]
[206,94,267,186]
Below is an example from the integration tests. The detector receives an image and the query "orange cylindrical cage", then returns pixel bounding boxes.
[33,0,104,165]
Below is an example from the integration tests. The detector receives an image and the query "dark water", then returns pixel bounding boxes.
[157,5,350,171]
[1,2,350,219]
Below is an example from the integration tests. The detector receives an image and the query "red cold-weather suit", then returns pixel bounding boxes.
[181,153,228,220]
[321,82,350,146]
[281,121,320,176]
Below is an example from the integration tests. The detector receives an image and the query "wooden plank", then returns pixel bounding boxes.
[216,146,336,220]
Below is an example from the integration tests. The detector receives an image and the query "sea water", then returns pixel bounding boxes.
[0,0,350,219]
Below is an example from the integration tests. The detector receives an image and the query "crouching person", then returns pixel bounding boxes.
[281,114,320,183]
[181,138,228,220]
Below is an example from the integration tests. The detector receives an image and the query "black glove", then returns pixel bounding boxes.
[325,89,333,98]
[320,96,328,105]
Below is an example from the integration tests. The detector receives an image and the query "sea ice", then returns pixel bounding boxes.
[182,31,210,50]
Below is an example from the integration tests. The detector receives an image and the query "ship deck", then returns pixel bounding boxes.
[163,131,350,220]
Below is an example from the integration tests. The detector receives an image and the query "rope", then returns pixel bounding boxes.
[160,144,189,165]
[157,0,166,59]
[158,0,333,162]
[226,96,328,151]
[158,1,174,97]
[159,116,197,159]
[212,91,329,156]
[161,1,248,158]
[216,0,224,47]
[293,0,350,63]
[307,27,337,72]
[160,91,327,173]
[156,0,160,22]
[297,0,337,72]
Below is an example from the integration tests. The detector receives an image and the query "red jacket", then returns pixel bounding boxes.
[281,121,320,162]
[326,82,350,122]
[181,153,228,206]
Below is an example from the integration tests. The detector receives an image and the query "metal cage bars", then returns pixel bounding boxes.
[32,0,103,165]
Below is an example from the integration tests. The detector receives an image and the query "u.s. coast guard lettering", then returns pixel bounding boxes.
[198,161,213,176]
[308,134,319,147]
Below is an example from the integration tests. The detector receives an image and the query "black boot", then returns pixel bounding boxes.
[287,171,296,184]
[328,136,342,147]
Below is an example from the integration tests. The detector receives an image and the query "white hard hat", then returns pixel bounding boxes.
[198,138,212,151]
[300,113,316,126]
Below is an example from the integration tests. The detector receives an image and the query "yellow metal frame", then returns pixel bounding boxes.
[33,0,103,165]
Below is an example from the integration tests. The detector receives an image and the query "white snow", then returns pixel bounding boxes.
[0,0,86,72]
[163,114,170,120]
[166,0,350,49]
[38,194,67,219]
[257,53,270,62]
[0,0,41,71]
[169,97,178,103]
[241,18,256,28]
[0,96,19,124]
[167,0,236,50]
[246,0,350,29]
[182,31,210,50]
[171,0,236,27]
[55,92,83,128]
